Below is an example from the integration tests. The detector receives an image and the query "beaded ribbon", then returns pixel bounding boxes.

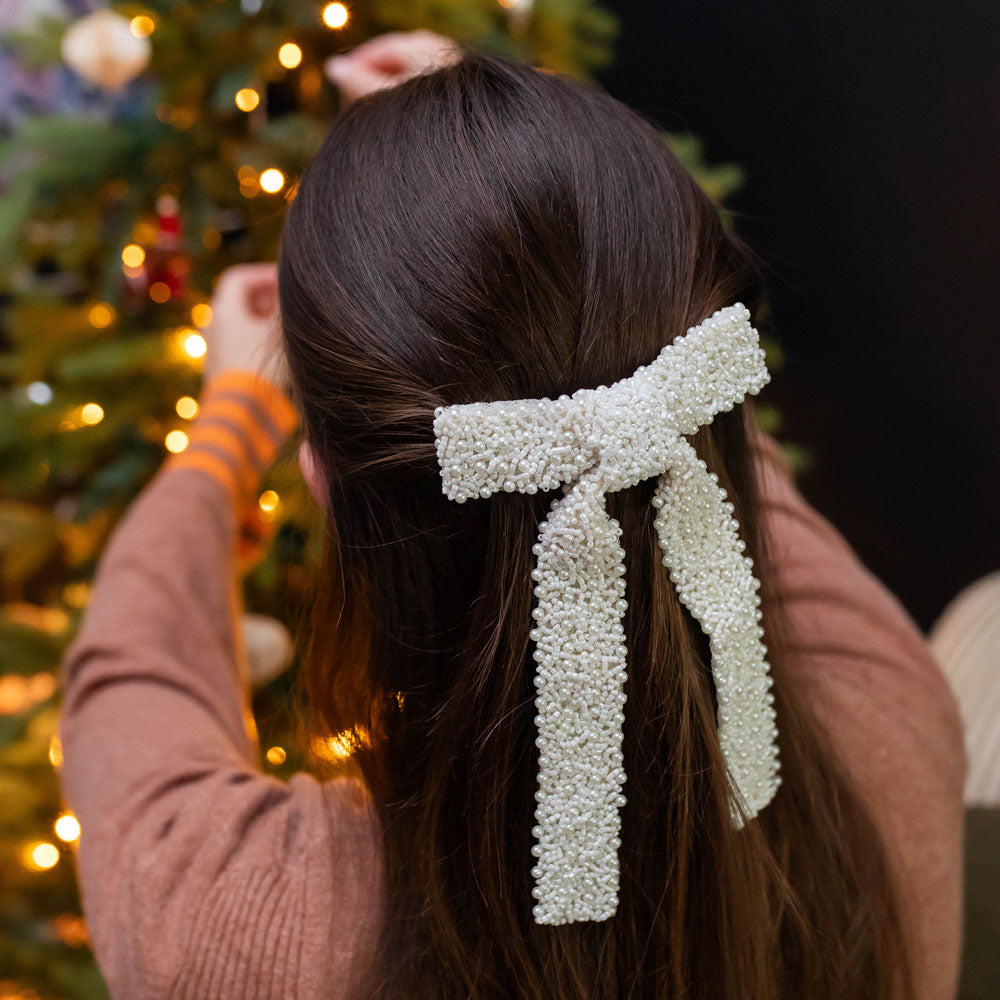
[433,303,782,925]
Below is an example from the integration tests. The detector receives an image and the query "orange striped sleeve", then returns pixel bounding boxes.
[166,370,299,506]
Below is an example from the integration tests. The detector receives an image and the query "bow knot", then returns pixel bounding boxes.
[434,303,781,925]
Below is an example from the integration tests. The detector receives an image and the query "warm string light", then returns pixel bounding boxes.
[121,244,145,269]
[235,87,260,112]
[191,303,213,328]
[0,672,57,714]
[168,328,207,367]
[129,14,155,37]
[79,403,104,426]
[24,842,60,871]
[322,3,349,28]
[54,813,81,844]
[183,331,207,358]
[149,281,171,304]
[175,396,199,420]
[165,429,189,453]
[237,165,260,198]
[88,303,115,328]
[278,42,302,69]
[258,489,280,512]
[265,746,287,766]
[259,168,285,193]
[62,403,105,430]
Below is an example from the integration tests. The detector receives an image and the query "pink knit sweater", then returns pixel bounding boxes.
[58,373,966,999]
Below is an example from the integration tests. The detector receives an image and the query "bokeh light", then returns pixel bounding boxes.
[165,430,189,454]
[54,813,81,844]
[259,168,285,193]
[175,396,199,420]
[80,403,104,426]
[278,43,302,69]
[88,303,115,328]
[25,842,60,871]
[130,14,155,37]
[183,332,207,359]
[121,244,145,268]
[191,303,213,328]
[235,88,260,112]
[322,3,349,28]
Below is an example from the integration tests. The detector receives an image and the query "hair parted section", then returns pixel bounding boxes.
[278,47,913,1000]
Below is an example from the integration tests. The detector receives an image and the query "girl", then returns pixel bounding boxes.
[59,33,965,1000]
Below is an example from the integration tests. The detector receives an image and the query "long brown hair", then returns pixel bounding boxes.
[278,49,911,1000]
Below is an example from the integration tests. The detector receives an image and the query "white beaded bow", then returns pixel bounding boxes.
[433,303,781,925]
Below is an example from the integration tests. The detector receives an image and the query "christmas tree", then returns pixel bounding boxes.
[0,3,747,996]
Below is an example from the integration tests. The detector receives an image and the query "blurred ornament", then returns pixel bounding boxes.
[60,9,152,92]
[125,194,189,308]
[144,194,188,302]
[242,613,293,689]
[26,381,53,405]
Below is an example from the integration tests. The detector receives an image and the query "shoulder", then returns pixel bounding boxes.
[750,429,964,768]
[751,428,966,1000]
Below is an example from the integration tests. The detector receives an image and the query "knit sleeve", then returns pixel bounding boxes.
[751,429,967,1000]
[57,374,383,1000]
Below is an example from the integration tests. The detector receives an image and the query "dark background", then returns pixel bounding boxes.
[598,0,1000,630]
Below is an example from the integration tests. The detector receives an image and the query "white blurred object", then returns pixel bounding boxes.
[929,570,1000,806]
[0,0,65,32]
[242,613,294,690]
[60,9,150,91]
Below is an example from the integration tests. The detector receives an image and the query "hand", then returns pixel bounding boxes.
[203,263,285,385]
[324,29,462,104]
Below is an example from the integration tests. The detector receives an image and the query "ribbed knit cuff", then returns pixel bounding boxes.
[166,370,299,506]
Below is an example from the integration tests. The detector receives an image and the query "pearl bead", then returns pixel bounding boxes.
[432,302,781,926]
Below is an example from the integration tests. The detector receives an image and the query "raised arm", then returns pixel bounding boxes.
[58,272,383,999]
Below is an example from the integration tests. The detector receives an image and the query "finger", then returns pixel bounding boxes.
[215,262,276,294]
[340,30,458,76]
[340,31,411,63]
[246,278,278,320]
[325,57,393,101]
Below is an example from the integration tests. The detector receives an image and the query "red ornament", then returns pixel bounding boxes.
[144,194,189,301]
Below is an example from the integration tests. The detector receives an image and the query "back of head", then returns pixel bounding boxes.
[279,50,909,1000]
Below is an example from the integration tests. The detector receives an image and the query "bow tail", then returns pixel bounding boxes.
[652,440,781,826]
[529,473,629,924]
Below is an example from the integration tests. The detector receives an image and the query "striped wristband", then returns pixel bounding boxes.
[166,371,299,505]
